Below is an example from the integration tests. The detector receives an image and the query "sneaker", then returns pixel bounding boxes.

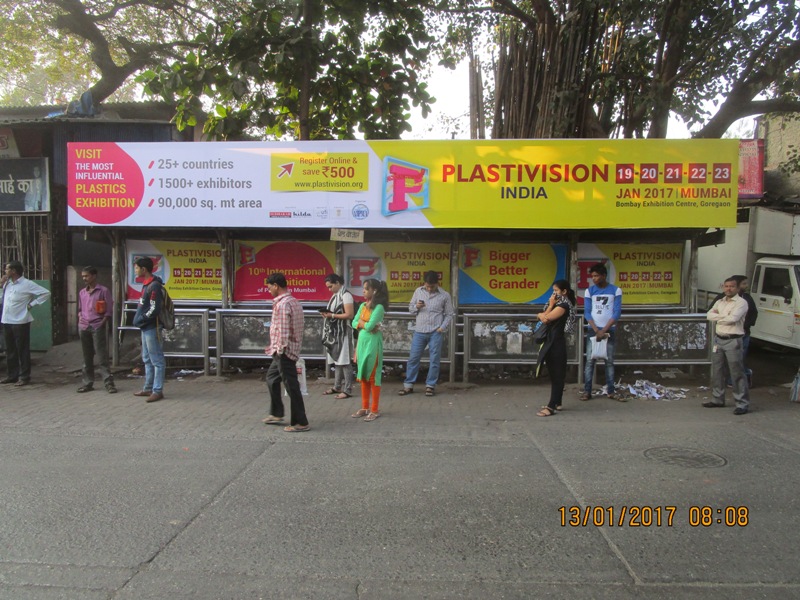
[105,383,117,394]
[733,407,749,415]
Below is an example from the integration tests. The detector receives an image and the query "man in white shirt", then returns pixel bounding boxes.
[0,261,51,386]
[705,276,749,415]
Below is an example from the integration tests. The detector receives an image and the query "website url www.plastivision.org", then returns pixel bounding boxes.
[291,181,364,190]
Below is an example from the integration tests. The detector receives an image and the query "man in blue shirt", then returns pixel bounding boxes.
[580,263,623,401]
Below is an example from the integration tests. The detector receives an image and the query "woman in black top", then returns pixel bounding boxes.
[536,279,576,417]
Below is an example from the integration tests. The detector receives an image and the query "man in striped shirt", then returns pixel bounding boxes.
[399,271,454,397]
[263,273,310,432]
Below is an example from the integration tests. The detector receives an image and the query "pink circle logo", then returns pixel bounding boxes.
[68,143,144,224]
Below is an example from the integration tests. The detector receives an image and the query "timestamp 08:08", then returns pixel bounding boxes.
[558,506,749,527]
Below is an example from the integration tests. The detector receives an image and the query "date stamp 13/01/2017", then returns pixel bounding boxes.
[558,505,749,528]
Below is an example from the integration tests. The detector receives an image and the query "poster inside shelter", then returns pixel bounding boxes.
[0,158,50,212]
[458,243,568,305]
[342,242,451,303]
[126,240,223,300]
[233,241,336,302]
[577,243,683,305]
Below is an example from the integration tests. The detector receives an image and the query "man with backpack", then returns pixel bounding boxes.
[132,257,166,403]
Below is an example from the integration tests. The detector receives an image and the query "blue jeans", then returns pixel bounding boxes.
[141,327,165,393]
[404,330,443,389]
[584,331,616,394]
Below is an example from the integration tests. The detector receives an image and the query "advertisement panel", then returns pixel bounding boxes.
[341,243,451,302]
[126,240,222,300]
[233,241,336,302]
[459,243,568,305]
[67,140,738,229]
[577,243,683,305]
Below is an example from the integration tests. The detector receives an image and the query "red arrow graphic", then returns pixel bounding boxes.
[278,163,294,178]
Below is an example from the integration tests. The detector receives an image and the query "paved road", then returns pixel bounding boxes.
[0,343,798,599]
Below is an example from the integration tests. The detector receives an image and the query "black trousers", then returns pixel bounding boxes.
[545,336,567,410]
[4,322,31,382]
[266,353,308,426]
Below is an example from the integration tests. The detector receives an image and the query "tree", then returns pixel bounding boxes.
[461,0,800,139]
[140,0,437,140]
[0,0,243,106]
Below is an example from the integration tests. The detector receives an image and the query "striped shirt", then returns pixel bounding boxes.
[408,285,454,333]
[266,291,304,361]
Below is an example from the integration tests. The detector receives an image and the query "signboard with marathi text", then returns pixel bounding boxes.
[0,158,50,212]
[126,240,222,300]
[67,140,739,229]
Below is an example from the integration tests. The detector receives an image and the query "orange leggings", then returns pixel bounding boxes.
[359,362,381,413]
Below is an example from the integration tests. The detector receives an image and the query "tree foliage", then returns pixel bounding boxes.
[0,0,242,106]
[478,0,800,139]
[140,0,437,140]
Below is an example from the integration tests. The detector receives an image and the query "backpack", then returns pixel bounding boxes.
[158,287,176,330]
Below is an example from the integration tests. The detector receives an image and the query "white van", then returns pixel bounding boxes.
[750,257,800,349]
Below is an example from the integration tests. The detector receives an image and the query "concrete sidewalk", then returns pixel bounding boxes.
[0,344,798,599]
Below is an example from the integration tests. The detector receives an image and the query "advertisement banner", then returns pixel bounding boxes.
[738,140,764,199]
[459,243,568,304]
[0,157,49,212]
[341,243,451,302]
[126,240,222,300]
[233,241,336,302]
[67,139,738,229]
[577,243,683,305]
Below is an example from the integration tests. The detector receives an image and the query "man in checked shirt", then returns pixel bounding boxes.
[262,272,311,432]
[399,270,454,397]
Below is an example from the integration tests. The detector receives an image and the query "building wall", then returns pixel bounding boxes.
[757,114,800,197]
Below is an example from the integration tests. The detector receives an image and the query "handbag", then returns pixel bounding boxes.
[591,337,608,361]
[321,319,336,352]
[533,321,550,344]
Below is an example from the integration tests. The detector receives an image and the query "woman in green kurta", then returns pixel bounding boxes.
[351,278,389,421]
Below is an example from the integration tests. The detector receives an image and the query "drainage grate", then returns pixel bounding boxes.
[644,447,727,468]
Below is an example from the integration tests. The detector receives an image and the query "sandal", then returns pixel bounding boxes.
[398,388,414,396]
[323,388,341,396]
[76,385,94,393]
[364,412,380,422]
[262,415,285,424]
[425,387,435,397]
[335,392,352,399]
[351,409,369,418]
[541,405,563,412]
[537,407,557,417]
[578,392,591,401]
[283,424,311,433]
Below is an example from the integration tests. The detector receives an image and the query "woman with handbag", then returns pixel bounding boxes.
[351,278,389,421]
[535,279,576,417]
[320,274,355,399]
